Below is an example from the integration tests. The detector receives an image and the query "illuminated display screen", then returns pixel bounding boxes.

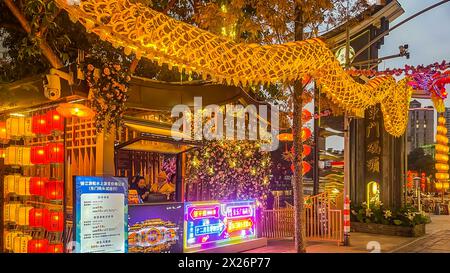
[184,200,257,250]
[128,203,184,253]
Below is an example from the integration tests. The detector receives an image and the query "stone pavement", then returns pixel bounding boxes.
[245,215,450,253]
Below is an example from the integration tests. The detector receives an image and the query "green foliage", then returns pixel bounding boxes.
[351,201,431,227]
[407,147,435,176]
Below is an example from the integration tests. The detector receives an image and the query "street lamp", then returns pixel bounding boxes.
[413,176,421,212]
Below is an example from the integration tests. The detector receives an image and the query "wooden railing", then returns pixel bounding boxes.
[261,192,343,245]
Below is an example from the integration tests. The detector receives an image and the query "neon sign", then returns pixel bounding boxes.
[226,205,253,218]
[189,206,220,220]
[184,200,257,251]
[227,218,254,233]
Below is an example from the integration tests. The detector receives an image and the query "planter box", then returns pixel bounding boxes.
[351,222,426,237]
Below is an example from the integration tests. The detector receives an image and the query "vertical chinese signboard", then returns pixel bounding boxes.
[184,200,257,251]
[365,106,382,203]
[73,176,128,253]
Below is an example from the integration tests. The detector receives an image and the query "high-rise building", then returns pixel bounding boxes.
[407,100,435,154]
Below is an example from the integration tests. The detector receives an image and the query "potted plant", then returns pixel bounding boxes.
[350,201,431,237]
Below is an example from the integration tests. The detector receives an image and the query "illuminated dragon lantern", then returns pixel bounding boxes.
[54,0,412,137]
[409,70,450,113]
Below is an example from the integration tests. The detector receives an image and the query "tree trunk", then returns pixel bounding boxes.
[4,0,64,69]
[292,4,306,253]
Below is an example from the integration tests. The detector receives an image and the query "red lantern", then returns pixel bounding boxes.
[0,121,6,139]
[47,243,63,253]
[44,211,63,232]
[46,110,64,132]
[290,144,312,158]
[303,145,312,158]
[28,239,49,253]
[31,145,49,165]
[302,161,312,175]
[45,180,64,200]
[29,208,49,228]
[30,177,48,196]
[302,109,312,123]
[32,114,51,135]
[48,143,64,163]
[302,127,312,141]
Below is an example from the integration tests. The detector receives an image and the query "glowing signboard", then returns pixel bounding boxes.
[184,200,257,251]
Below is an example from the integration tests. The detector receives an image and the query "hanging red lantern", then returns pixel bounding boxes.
[0,121,6,139]
[29,208,49,228]
[48,143,64,164]
[44,211,63,232]
[302,109,312,123]
[32,114,51,135]
[29,177,48,196]
[290,144,312,158]
[45,180,64,200]
[31,145,49,165]
[303,145,312,157]
[28,239,49,253]
[46,110,64,132]
[302,161,312,174]
[302,127,312,141]
[47,243,64,253]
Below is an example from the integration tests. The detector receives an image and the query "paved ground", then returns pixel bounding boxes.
[245,215,450,253]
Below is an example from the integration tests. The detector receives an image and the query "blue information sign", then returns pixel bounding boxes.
[73,176,128,253]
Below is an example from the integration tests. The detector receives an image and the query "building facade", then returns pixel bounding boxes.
[407,100,435,155]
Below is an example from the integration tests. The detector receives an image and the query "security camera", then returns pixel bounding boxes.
[44,74,61,101]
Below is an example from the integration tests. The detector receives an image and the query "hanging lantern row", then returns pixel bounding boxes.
[4,232,62,253]
[3,143,64,166]
[30,143,64,164]
[3,175,63,200]
[32,110,64,135]
[0,110,64,140]
[3,204,63,231]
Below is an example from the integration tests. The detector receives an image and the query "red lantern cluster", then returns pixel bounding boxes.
[421,172,426,192]
[31,143,64,164]
[31,110,64,135]
[28,208,63,232]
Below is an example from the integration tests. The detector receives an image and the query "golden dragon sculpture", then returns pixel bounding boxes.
[54,0,412,137]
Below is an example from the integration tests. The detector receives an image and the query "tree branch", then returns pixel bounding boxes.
[39,9,62,37]
[4,0,64,68]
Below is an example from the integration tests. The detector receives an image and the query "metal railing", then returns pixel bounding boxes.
[261,192,343,245]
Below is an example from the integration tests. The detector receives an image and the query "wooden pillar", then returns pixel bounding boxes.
[95,131,116,176]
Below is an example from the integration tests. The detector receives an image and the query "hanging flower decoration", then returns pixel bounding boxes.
[186,140,271,208]
[85,63,131,133]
